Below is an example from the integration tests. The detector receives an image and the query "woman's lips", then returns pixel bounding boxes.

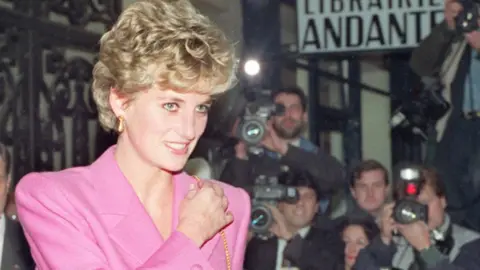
[346,255,356,261]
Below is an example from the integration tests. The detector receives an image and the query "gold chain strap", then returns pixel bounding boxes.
[192,176,232,270]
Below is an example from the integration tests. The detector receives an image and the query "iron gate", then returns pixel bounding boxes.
[0,0,122,184]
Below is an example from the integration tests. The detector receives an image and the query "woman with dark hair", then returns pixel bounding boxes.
[338,215,381,270]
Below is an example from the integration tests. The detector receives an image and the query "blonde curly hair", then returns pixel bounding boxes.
[92,0,237,131]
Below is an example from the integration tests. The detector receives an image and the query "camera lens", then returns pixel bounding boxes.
[241,119,265,144]
[251,208,268,227]
[393,199,428,224]
[245,123,261,138]
[250,203,273,233]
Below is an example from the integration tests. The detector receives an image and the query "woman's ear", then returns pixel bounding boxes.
[109,87,127,117]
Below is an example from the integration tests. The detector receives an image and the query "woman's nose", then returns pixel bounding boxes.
[178,111,196,140]
[345,243,358,255]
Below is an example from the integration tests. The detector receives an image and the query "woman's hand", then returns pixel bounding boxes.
[177,181,233,247]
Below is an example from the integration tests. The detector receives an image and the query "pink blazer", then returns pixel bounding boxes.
[15,146,251,270]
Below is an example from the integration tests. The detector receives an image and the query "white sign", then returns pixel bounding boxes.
[297,0,445,54]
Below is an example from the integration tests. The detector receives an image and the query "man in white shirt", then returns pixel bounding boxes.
[244,172,344,270]
[0,143,34,269]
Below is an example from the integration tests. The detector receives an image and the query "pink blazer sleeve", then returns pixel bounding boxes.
[16,172,250,270]
[16,173,113,269]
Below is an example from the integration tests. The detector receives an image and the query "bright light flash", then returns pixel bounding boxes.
[400,168,419,181]
[244,59,260,76]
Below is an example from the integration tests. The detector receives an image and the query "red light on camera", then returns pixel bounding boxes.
[406,183,418,195]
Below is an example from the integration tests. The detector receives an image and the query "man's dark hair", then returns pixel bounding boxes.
[0,143,10,177]
[279,170,320,202]
[350,159,389,187]
[272,86,308,112]
[420,167,446,197]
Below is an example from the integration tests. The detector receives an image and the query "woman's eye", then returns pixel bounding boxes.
[357,239,367,246]
[196,104,210,113]
[163,103,179,111]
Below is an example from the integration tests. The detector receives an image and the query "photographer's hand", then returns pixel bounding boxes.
[261,121,288,155]
[234,141,248,160]
[466,29,480,50]
[444,0,462,30]
[397,221,431,251]
[247,230,254,242]
[266,204,294,240]
[379,203,397,245]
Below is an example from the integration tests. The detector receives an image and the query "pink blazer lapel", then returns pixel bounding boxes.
[90,147,221,266]
[91,147,164,266]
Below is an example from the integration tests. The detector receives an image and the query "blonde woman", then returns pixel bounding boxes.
[15,1,250,269]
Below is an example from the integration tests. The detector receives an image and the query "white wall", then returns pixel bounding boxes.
[360,62,392,174]
[280,1,392,173]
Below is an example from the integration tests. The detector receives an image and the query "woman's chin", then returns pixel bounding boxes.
[161,159,189,173]
[147,148,192,173]
[160,164,186,173]
[345,256,356,267]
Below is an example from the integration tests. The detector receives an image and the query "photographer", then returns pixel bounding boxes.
[220,86,345,214]
[244,172,344,270]
[411,0,480,228]
[356,167,480,270]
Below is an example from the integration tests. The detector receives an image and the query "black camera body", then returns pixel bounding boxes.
[236,89,284,145]
[393,166,429,224]
[390,77,450,140]
[247,174,299,238]
[456,0,480,33]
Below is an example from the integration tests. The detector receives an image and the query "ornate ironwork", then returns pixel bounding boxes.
[0,0,122,183]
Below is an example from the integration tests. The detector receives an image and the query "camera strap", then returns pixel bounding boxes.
[431,224,455,256]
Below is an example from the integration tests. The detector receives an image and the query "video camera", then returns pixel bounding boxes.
[236,89,284,145]
[392,164,429,224]
[390,77,450,140]
[247,173,299,238]
[456,0,480,33]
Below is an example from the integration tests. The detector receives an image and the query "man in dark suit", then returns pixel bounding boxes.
[244,172,344,270]
[0,143,34,269]
[409,0,480,229]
